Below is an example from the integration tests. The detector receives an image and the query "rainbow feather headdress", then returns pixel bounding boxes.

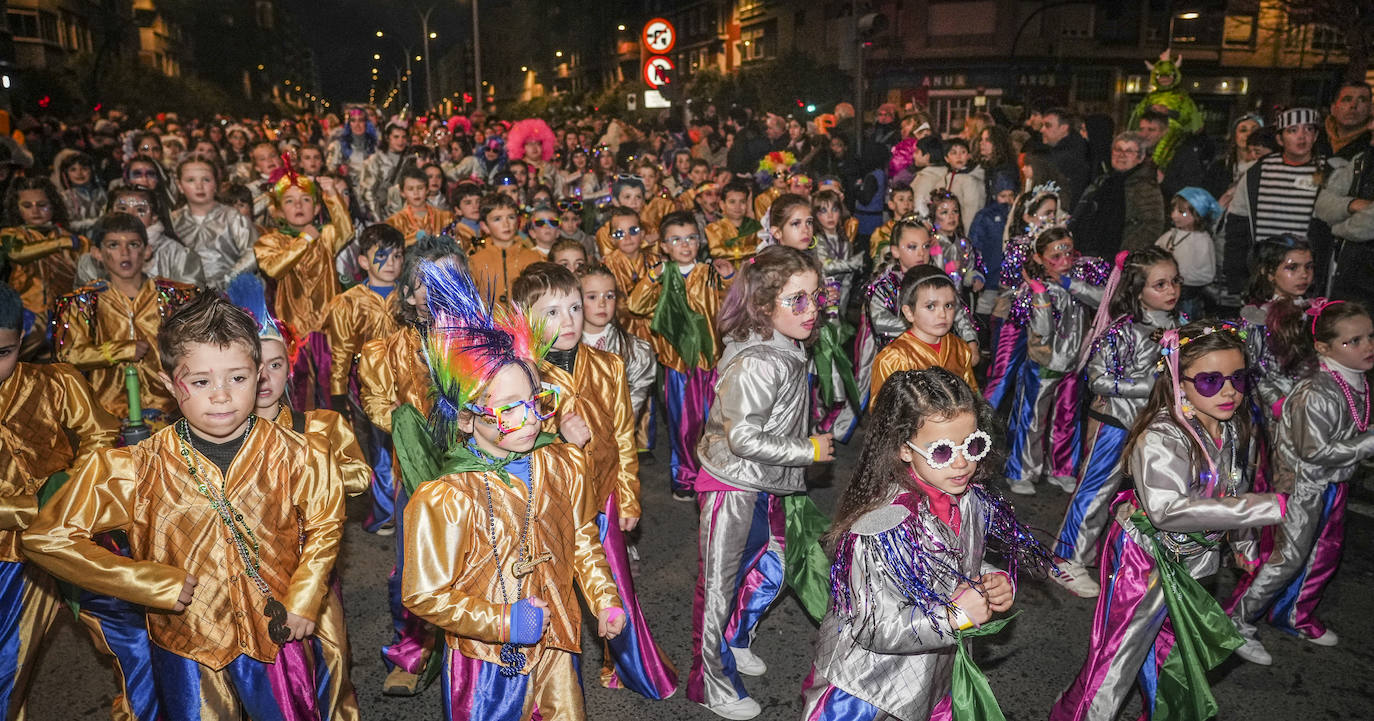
[268,153,319,202]
[224,273,300,364]
[419,260,553,445]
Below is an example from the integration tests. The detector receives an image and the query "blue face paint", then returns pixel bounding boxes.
[373,247,394,268]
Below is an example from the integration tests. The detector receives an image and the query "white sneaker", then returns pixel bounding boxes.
[704,697,762,720]
[730,646,767,676]
[1051,559,1100,598]
[1008,479,1037,495]
[1049,475,1077,493]
[1234,637,1273,665]
[1306,629,1339,647]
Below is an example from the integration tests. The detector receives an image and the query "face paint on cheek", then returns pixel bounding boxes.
[373,247,394,268]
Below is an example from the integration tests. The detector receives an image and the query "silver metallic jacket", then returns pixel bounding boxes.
[809,492,1003,721]
[1241,302,1302,415]
[1085,310,1177,427]
[360,150,401,222]
[590,324,656,418]
[696,332,813,495]
[171,203,257,291]
[1028,283,1091,373]
[1271,368,1374,496]
[1125,412,1282,575]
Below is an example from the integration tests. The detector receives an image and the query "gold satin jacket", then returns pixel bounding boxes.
[625,263,724,374]
[0,362,118,563]
[1,225,87,317]
[641,195,679,238]
[54,277,199,419]
[322,284,398,397]
[602,248,659,343]
[401,442,620,670]
[705,218,760,264]
[22,420,343,670]
[753,187,782,221]
[271,405,371,497]
[385,206,455,248]
[253,195,354,334]
[468,241,544,307]
[357,326,431,433]
[871,330,979,400]
[538,347,640,519]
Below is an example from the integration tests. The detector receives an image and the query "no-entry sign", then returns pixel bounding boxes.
[643,18,676,54]
[643,55,675,89]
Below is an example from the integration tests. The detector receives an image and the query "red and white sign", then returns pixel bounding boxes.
[642,18,676,54]
[643,55,675,89]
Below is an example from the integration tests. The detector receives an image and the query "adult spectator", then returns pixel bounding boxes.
[725,108,769,176]
[1316,135,1374,306]
[1068,131,1165,256]
[1222,107,1331,295]
[1203,113,1264,199]
[1137,107,1211,200]
[870,103,901,150]
[763,113,788,153]
[1316,81,1372,161]
[976,125,1019,202]
[1036,108,1092,207]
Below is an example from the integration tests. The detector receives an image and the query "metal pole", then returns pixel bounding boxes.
[853,0,862,160]
[405,51,414,109]
[470,0,483,110]
[421,6,435,111]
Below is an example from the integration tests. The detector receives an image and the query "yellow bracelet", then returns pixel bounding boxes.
[98,342,118,364]
[809,436,822,461]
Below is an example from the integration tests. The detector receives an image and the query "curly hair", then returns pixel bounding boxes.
[1109,247,1183,321]
[717,245,822,343]
[4,177,68,227]
[824,367,997,546]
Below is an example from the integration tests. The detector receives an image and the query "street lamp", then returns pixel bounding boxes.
[555,50,563,58]
[376,30,384,37]
[429,32,437,39]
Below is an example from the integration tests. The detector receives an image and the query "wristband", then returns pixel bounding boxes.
[950,605,975,631]
[809,436,823,460]
[604,606,625,625]
[1027,279,1047,294]
[1276,492,1289,518]
[98,342,118,365]
[1059,275,1073,290]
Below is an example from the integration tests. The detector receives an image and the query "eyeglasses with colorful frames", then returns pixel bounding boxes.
[609,226,642,240]
[905,430,991,470]
[464,386,560,435]
[777,289,828,315]
[1182,371,1251,398]
[556,199,583,212]
[530,218,558,229]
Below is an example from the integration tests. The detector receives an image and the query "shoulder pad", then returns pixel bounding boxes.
[850,503,913,536]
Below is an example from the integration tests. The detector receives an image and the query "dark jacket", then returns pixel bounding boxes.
[1045,133,1093,207]
[1069,162,1165,256]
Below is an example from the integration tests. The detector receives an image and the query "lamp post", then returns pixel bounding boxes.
[419,4,436,111]
[470,0,483,110]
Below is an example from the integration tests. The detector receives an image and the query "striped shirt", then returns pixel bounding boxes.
[1253,154,1320,240]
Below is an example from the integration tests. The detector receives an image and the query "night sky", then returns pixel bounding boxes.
[285,0,471,106]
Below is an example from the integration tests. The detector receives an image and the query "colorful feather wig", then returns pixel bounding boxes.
[267,153,319,204]
[224,273,300,364]
[419,260,553,446]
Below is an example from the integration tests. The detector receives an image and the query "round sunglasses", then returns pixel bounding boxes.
[1182,371,1250,398]
[906,430,992,470]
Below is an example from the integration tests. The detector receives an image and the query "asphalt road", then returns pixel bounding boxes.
[26,423,1374,720]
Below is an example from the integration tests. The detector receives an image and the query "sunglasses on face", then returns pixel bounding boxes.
[663,233,700,247]
[609,226,642,240]
[464,386,560,435]
[777,289,828,315]
[906,430,992,470]
[530,218,558,229]
[1183,371,1251,398]
[556,199,583,212]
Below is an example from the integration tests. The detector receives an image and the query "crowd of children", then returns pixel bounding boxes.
[0,104,1367,721]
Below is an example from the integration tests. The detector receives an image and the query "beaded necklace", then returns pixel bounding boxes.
[174,416,291,644]
[474,444,538,677]
[1321,362,1370,432]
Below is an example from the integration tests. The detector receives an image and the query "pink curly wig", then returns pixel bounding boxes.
[889,138,917,177]
[447,115,473,136]
[507,118,556,162]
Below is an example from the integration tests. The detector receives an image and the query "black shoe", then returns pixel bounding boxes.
[672,488,695,502]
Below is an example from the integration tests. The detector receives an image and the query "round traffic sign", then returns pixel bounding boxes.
[643,55,675,89]
[642,18,676,54]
